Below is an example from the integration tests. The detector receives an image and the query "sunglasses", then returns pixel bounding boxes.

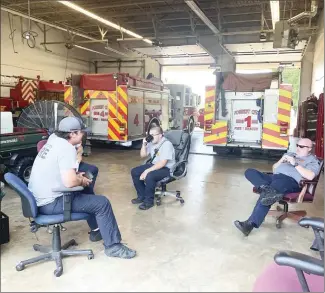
[296,144,311,149]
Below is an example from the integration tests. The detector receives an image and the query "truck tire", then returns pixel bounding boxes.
[12,157,35,184]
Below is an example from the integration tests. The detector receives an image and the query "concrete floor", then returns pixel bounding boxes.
[1,144,324,292]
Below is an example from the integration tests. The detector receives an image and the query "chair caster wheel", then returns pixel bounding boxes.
[88,253,94,260]
[54,268,63,277]
[16,263,25,271]
[276,220,282,229]
[156,199,161,206]
[176,191,181,197]
[180,199,185,204]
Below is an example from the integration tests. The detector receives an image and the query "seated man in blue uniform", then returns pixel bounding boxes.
[234,138,322,236]
[131,126,175,210]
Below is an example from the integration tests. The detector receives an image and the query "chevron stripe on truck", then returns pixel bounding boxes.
[262,84,292,149]
[204,86,227,145]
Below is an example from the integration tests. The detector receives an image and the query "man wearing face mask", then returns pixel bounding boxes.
[234,138,322,236]
[130,126,176,210]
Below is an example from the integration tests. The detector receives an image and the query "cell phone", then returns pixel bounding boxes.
[84,171,94,180]
[145,134,154,143]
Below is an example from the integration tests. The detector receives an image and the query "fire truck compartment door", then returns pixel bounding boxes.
[231,99,262,143]
[89,99,108,136]
[127,89,144,138]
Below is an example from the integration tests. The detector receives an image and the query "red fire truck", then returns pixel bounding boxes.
[64,73,170,145]
[203,71,293,155]
[0,75,66,124]
[165,84,201,133]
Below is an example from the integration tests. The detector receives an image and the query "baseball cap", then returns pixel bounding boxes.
[58,117,90,133]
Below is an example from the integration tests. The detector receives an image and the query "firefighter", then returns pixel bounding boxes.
[130,126,176,210]
[234,138,322,236]
[28,117,136,259]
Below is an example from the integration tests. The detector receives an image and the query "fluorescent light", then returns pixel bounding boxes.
[58,1,152,44]
[270,0,280,29]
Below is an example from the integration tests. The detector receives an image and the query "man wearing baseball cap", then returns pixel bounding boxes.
[28,117,136,259]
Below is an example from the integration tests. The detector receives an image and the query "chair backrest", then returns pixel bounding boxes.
[307,158,324,196]
[163,129,191,163]
[4,173,38,219]
[37,139,48,152]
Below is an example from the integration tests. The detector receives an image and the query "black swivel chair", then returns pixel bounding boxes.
[154,129,192,206]
[4,172,94,277]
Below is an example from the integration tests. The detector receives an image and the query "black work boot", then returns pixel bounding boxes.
[139,202,154,210]
[89,230,102,242]
[234,220,254,236]
[131,198,143,204]
[260,186,284,206]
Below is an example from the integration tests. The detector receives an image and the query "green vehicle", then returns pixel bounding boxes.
[0,128,48,183]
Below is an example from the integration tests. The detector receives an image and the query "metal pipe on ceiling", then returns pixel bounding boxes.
[287,0,318,24]
[0,6,129,57]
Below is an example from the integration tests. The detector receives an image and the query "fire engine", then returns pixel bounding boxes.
[203,71,293,154]
[64,73,170,145]
[0,75,66,125]
[166,84,201,133]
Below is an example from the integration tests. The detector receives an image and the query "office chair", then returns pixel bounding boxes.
[253,159,324,228]
[154,129,191,206]
[253,217,324,292]
[4,173,94,277]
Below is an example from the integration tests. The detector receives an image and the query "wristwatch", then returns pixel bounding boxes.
[294,162,299,167]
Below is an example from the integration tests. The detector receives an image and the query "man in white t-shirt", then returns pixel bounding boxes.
[130,126,176,210]
[28,117,136,259]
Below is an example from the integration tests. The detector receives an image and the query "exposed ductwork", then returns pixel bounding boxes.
[287,0,318,24]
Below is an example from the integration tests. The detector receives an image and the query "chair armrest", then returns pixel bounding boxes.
[274,250,324,276]
[52,186,84,221]
[170,160,187,180]
[52,186,84,192]
[299,217,324,231]
[299,179,318,188]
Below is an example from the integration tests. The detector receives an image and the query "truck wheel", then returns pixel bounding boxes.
[13,157,35,184]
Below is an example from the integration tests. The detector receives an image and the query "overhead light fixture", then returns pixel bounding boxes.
[58,1,152,45]
[185,0,220,35]
[270,0,280,30]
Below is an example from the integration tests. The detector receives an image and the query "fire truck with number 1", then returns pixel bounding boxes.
[203,71,293,155]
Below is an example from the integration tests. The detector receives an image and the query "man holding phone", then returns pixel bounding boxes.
[28,117,136,259]
[130,126,176,210]
[234,138,322,236]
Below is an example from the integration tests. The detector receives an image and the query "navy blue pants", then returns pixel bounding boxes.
[131,164,170,205]
[78,161,99,194]
[39,162,121,248]
[245,168,301,228]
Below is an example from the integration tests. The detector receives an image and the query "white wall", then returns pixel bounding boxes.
[299,39,315,102]
[1,11,91,96]
[311,10,324,97]
[94,58,161,79]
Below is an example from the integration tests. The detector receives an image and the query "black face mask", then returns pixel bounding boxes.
[145,134,154,143]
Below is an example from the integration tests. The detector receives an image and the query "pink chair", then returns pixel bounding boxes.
[253,262,324,292]
[253,217,324,292]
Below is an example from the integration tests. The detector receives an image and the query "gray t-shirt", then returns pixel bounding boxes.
[274,152,321,183]
[28,134,77,207]
[147,137,176,169]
